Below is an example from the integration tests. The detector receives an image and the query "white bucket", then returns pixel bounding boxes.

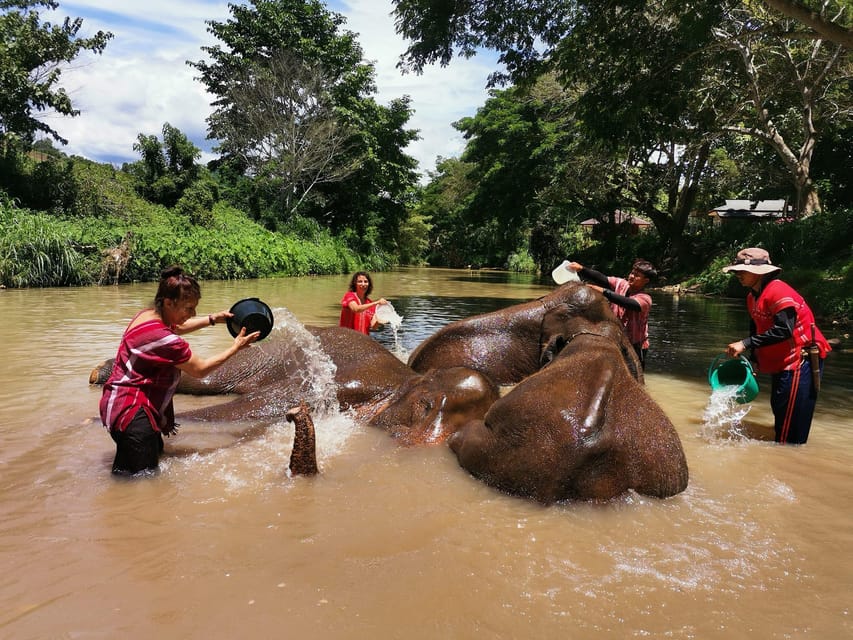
[374,302,403,326]
[551,260,580,285]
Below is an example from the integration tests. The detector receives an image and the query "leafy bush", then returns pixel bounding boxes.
[175,179,219,226]
[506,247,537,273]
[0,202,92,287]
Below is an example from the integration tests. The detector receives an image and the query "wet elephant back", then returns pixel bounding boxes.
[310,326,415,407]
[406,303,546,384]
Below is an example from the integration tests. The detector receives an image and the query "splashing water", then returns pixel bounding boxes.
[375,303,406,358]
[167,307,356,490]
[387,317,407,358]
[700,385,753,441]
[268,307,340,416]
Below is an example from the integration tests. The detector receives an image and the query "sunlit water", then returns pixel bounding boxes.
[1,267,851,639]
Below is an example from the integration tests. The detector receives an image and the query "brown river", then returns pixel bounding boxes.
[1,267,851,639]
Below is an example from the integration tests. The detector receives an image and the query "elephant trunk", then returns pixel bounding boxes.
[285,402,319,476]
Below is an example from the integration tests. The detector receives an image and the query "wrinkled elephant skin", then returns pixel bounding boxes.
[449,307,688,503]
[407,283,642,385]
[368,366,500,446]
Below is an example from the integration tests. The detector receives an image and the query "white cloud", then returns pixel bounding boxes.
[45,1,498,179]
[336,1,498,175]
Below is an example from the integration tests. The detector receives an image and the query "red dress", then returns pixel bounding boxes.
[339,290,375,335]
[100,313,192,433]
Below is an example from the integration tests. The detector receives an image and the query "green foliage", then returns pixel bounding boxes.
[189,0,418,244]
[174,177,218,227]
[394,0,853,240]
[684,255,737,296]
[506,247,536,273]
[0,136,78,211]
[0,0,112,143]
[0,198,91,286]
[69,157,143,218]
[396,210,432,265]
[811,120,853,210]
[124,123,202,207]
[685,208,853,320]
[80,203,361,283]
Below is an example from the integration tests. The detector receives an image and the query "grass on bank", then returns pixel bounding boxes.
[0,191,367,288]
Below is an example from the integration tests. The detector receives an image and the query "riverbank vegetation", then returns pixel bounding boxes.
[1,1,850,324]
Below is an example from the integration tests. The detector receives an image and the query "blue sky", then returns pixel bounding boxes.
[44,0,499,180]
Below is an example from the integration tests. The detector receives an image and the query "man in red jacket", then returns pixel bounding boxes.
[723,248,831,444]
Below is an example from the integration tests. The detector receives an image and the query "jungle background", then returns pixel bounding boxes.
[1,0,851,323]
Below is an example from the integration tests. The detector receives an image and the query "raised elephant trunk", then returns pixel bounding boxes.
[285,402,319,476]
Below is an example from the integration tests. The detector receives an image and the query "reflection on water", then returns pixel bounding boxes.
[371,294,533,356]
[0,267,851,639]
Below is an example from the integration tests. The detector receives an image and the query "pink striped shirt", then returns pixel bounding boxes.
[608,276,652,349]
[99,313,192,432]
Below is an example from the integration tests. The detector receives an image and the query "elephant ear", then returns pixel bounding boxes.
[539,302,576,367]
[540,334,567,367]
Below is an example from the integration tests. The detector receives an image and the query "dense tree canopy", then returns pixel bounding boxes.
[398,1,852,215]
[123,122,202,208]
[0,0,112,144]
[190,0,419,242]
[396,0,853,270]
[760,0,853,48]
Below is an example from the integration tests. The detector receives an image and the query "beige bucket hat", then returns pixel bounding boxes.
[721,247,782,275]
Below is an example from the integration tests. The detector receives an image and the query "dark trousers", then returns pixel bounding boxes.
[770,358,824,445]
[110,408,164,475]
[633,344,647,370]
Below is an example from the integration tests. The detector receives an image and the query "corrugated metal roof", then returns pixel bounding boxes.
[711,199,789,217]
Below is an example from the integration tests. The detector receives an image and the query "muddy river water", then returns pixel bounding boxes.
[1,267,851,639]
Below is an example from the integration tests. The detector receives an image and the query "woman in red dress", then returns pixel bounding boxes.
[339,271,387,335]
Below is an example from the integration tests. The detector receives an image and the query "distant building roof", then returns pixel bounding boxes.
[580,211,652,226]
[710,199,790,219]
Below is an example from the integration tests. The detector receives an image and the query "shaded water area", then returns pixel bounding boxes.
[1,267,851,639]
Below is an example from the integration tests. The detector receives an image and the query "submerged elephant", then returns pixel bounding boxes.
[90,325,500,447]
[448,295,689,503]
[407,282,643,385]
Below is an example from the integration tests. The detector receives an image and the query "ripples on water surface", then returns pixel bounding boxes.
[0,268,850,639]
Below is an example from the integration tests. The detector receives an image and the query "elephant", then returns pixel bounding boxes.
[90,324,501,447]
[407,282,643,386]
[447,294,689,503]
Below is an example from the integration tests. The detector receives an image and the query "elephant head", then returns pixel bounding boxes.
[538,286,643,383]
[407,282,642,385]
[448,302,687,503]
[367,366,500,445]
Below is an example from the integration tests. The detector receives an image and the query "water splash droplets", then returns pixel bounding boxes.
[701,386,752,441]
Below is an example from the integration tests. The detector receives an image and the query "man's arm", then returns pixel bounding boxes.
[601,288,642,312]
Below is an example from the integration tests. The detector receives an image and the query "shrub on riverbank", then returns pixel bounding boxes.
[0,201,92,287]
[0,192,365,287]
[683,208,852,324]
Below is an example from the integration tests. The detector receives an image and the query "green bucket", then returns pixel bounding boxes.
[708,354,759,404]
